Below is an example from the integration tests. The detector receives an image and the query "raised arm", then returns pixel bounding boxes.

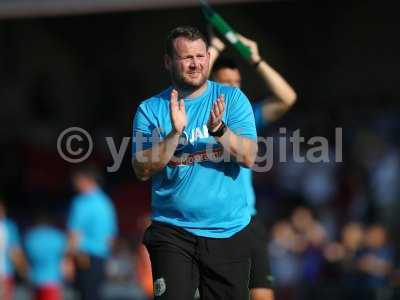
[132,90,186,181]
[237,34,297,122]
[208,30,226,75]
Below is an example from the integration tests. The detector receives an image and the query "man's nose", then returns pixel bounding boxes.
[189,58,200,67]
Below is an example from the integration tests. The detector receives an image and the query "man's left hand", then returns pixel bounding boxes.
[208,94,225,132]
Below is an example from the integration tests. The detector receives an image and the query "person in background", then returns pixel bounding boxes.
[209,30,297,300]
[356,224,394,288]
[290,206,328,286]
[323,222,365,285]
[268,220,302,300]
[340,222,365,285]
[67,165,118,300]
[0,196,28,300]
[25,211,67,300]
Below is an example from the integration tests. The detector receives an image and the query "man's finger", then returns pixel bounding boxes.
[170,89,178,109]
[217,95,225,113]
[171,89,178,101]
[236,34,257,51]
[213,101,221,117]
[179,99,185,112]
[236,33,244,40]
[236,33,253,44]
[236,34,248,44]
[210,110,217,124]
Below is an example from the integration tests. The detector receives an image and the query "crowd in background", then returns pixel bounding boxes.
[1,106,399,300]
[251,105,400,300]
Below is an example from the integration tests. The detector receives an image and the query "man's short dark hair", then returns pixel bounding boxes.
[165,26,208,57]
[72,164,103,184]
[212,57,239,74]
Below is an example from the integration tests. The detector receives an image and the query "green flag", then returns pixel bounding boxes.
[200,0,252,60]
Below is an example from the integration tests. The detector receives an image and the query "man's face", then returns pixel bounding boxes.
[165,37,209,90]
[213,68,241,88]
[72,175,83,193]
[72,174,89,193]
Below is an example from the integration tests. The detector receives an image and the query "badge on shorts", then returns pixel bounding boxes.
[154,277,166,297]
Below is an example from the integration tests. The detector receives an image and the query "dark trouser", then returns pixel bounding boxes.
[143,221,251,300]
[75,255,105,300]
[248,216,273,289]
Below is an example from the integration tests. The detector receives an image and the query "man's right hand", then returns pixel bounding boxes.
[236,34,261,65]
[208,25,226,53]
[208,26,226,73]
[170,89,187,135]
[133,89,187,181]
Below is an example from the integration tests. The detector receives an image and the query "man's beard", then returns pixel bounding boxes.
[170,66,208,93]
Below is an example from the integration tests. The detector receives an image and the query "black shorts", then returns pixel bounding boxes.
[143,221,252,300]
[248,216,273,289]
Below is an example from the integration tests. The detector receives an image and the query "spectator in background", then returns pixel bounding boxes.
[322,222,366,299]
[356,224,394,288]
[290,207,328,286]
[209,29,297,300]
[0,197,28,300]
[268,220,302,300]
[67,165,118,300]
[340,222,365,284]
[25,211,67,300]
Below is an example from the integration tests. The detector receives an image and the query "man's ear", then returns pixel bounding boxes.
[164,54,172,71]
